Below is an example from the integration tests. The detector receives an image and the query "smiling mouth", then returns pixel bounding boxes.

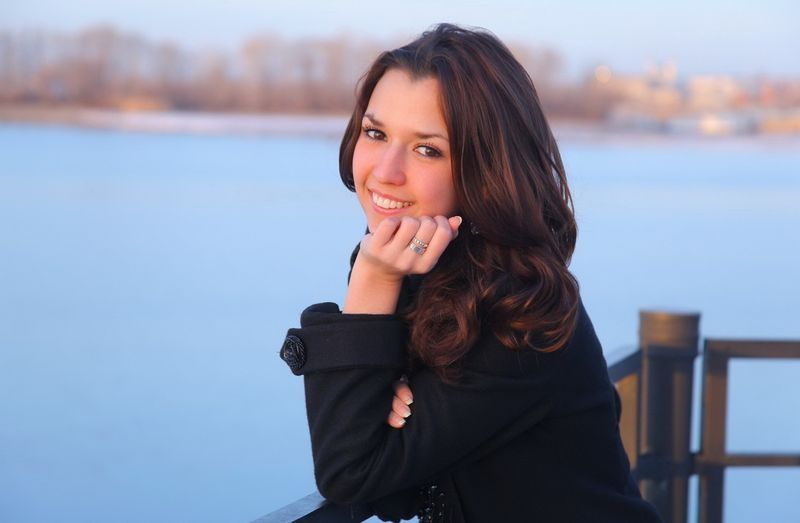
[371,191,414,209]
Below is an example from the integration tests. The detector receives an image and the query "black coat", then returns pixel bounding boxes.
[280,249,662,523]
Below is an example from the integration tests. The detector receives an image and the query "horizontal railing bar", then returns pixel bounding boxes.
[252,492,325,523]
[606,345,642,382]
[705,339,800,359]
[695,453,800,468]
[252,492,371,523]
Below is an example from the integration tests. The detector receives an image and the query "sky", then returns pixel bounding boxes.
[2,0,798,79]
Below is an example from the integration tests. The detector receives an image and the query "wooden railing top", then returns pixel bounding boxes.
[705,339,800,359]
[605,344,641,382]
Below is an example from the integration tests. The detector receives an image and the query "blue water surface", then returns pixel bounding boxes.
[0,123,798,522]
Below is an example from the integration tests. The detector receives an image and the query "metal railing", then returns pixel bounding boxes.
[695,339,800,522]
[251,492,371,523]
[604,312,800,523]
[255,311,800,523]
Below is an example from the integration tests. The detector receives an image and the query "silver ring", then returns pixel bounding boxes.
[409,236,428,255]
[410,236,429,248]
[409,243,426,255]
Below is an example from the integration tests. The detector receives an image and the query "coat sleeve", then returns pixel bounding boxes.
[281,302,558,505]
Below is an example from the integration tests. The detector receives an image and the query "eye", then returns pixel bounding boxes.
[415,144,443,158]
[362,126,385,141]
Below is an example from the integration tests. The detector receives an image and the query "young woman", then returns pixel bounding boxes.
[280,23,663,522]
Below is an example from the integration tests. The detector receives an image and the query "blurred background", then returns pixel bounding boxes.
[1,1,798,522]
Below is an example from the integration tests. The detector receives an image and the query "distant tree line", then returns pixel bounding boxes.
[0,25,615,118]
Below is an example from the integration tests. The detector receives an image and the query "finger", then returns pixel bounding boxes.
[398,215,438,261]
[387,411,407,429]
[392,381,414,405]
[422,215,456,260]
[371,217,402,248]
[385,216,422,258]
[392,395,412,418]
[448,216,463,238]
[413,216,438,244]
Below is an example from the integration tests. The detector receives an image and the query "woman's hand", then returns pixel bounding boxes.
[387,377,414,429]
[359,215,462,281]
[343,215,461,314]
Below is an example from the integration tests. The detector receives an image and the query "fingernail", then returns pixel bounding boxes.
[455,216,463,226]
[398,418,406,425]
[402,407,411,418]
[405,397,413,406]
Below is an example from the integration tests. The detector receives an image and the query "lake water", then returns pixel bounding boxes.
[1,122,799,522]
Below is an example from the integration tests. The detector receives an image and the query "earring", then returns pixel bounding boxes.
[470,222,479,235]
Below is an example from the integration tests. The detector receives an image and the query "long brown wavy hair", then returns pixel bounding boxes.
[339,24,579,381]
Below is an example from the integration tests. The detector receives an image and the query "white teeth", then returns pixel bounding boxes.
[372,191,412,210]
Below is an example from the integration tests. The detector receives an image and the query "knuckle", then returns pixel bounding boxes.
[379,218,399,233]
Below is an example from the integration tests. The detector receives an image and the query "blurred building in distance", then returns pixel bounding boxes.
[1,26,798,135]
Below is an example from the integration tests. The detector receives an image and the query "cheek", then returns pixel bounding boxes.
[429,173,457,214]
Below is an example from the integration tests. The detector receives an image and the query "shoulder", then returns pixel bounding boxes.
[461,298,604,379]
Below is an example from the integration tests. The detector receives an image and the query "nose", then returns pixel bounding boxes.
[372,145,406,185]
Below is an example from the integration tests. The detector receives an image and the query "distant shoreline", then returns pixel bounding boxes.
[0,105,350,138]
[2,105,799,149]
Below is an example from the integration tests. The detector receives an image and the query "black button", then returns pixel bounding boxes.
[280,334,306,374]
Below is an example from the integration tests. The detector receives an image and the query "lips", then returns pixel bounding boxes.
[370,190,414,210]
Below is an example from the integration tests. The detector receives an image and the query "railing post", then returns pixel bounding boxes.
[637,310,700,523]
[696,342,729,523]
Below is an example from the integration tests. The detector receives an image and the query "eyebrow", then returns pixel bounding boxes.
[363,113,448,141]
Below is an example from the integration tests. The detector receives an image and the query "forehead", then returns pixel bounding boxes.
[365,69,447,134]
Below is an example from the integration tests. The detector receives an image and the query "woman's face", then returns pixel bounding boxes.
[352,68,457,233]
